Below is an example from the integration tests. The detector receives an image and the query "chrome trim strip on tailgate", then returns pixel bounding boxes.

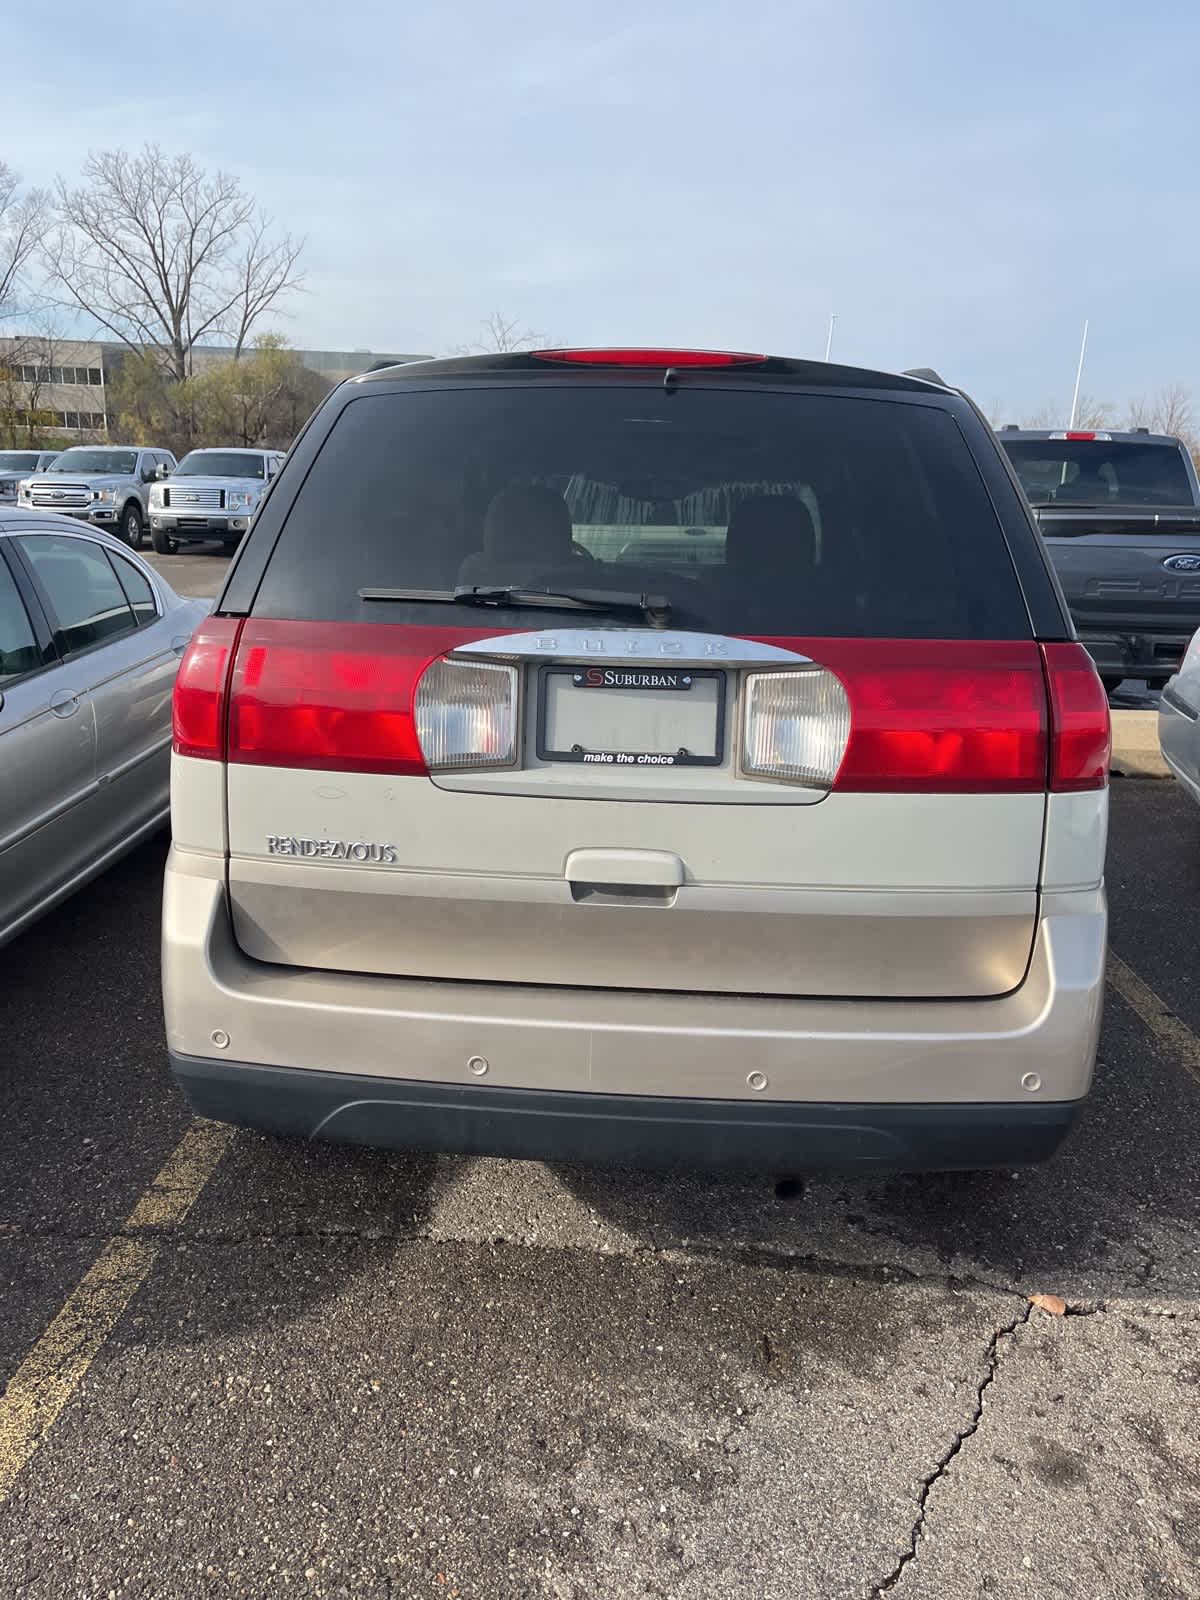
[450,629,813,666]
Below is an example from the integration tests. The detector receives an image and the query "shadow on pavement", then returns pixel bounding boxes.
[552,991,1200,1300]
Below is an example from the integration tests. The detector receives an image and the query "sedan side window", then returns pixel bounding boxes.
[0,559,41,685]
[107,551,158,626]
[14,535,136,657]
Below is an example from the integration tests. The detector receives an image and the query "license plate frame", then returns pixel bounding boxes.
[536,665,726,768]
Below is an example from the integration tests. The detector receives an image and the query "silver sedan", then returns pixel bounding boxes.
[1159,626,1200,804]
[1,512,208,948]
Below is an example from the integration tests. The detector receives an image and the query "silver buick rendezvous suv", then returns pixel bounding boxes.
[164,349,1110,1171]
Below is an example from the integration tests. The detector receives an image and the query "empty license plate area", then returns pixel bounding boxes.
[537,666,726,767]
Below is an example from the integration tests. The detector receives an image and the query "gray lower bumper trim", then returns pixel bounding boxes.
[170,1052,1082,1172]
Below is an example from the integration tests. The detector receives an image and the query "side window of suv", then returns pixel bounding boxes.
[0,557,41,685]
[15,534,138,656]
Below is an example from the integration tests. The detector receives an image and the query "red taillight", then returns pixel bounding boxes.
[1042,642,1110,791]
[224,621,512,775]
[172,617,244,760]
[753,640,1051,791]
[533,348,766,368]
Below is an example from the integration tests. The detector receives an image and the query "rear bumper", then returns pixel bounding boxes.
[162,850,1106,1169]
[1077,628,1191,680]
[171,1053,1082,1171]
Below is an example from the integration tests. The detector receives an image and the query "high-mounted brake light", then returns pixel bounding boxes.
[172,617,244,760]
[534,348,766,368]
[1049,431,1111,442]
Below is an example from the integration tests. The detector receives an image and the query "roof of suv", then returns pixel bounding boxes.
[351,350,954,394]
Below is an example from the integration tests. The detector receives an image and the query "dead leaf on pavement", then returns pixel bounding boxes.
[1029,1293,1067,1316]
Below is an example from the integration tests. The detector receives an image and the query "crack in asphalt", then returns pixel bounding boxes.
[871,1302,1034,1596]
[7,1222,1200,1318]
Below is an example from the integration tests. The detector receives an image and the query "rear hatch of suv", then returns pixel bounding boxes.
[177,353,1104,1001]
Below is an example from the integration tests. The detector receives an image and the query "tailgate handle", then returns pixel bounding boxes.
[565,848,684,906]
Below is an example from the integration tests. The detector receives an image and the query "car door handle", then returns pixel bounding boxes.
[49,688,81,717]
[564,848,684,905]
[171,634,191,657]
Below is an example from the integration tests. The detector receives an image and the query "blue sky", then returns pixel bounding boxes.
[8,0,1199,415]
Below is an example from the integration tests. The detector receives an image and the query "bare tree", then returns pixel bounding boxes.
[458,311,555,354]
[227,214,304,358]
[0,161,48,322]
[1022,393,1117,430]
[1126,383,1196,443]
[0,320,67,446]
[43,146,304,382]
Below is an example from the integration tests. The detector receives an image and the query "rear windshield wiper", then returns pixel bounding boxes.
[359,584,672,628]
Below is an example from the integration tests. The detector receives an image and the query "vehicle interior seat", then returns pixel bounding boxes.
[724,493,819,586]
[1056,466,1112,502]
[458,485,576,587]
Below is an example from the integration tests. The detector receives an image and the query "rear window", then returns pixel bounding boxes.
[1002,440,1195,508]
[252,385,1030,638]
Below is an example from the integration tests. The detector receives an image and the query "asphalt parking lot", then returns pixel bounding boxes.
[143,541,230,601]
[2,546,1198,1597]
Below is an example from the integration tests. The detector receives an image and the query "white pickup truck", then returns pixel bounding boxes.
[149,447,285,554]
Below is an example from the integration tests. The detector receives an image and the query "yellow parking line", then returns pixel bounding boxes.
[0,1119,232,1505]
[1108,952,1200,1085]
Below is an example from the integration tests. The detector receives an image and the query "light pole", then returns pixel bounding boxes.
[824,314,838,362]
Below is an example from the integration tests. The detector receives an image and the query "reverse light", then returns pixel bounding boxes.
[741,669,851,787]
[534,348,766,368]
[415,657,518,770]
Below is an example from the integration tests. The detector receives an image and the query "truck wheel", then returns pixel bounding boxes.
[151,525,178,555]
[120,503,144,548]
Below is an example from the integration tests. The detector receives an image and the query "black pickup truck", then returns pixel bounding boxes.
[998,428,1200,690]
